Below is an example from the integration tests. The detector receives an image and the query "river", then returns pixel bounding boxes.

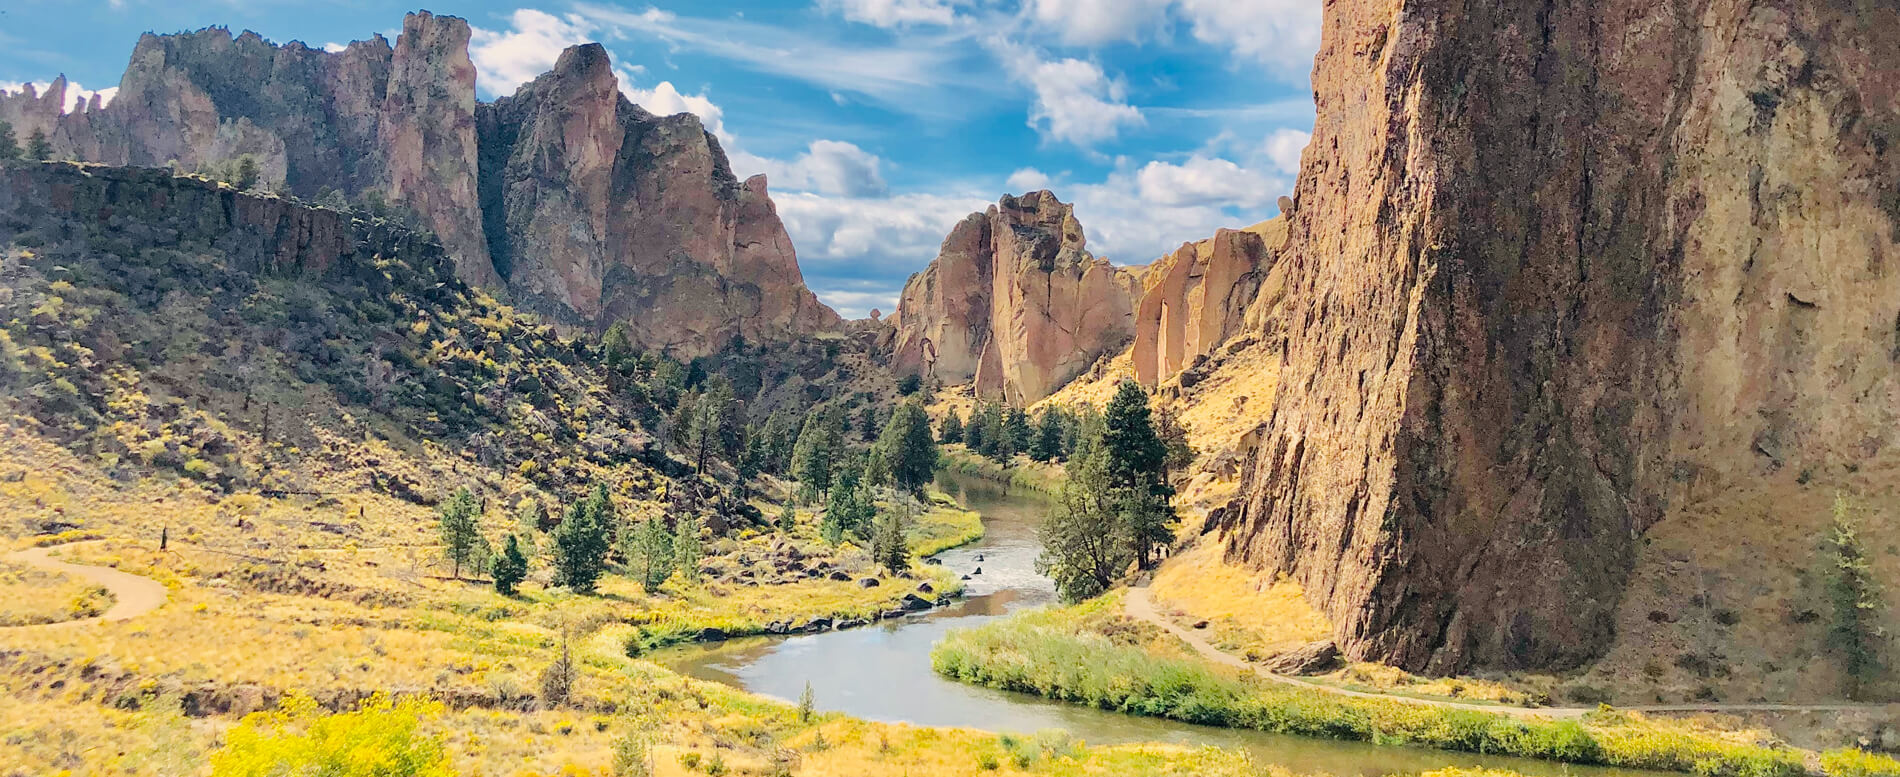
[666,470,1668,777]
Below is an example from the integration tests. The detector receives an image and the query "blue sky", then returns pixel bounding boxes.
[0,0,1319,318]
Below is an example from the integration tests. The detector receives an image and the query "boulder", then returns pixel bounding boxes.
[857,577,880,588]
[1261,641,1340,676]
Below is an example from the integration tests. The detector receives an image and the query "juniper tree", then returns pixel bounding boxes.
[622,517,675,593]
[791,409,840,503]
[876,399,939,495]
[871,506,910,574]
[939,409,963,445]
[553,485,614,593]
[492,535,529,595]
[25,128,51,161]
[437,487,484,580]
[1030,407,1066,462]
[673,512,703,583]
[1827,494,1886,699]
[0,121,18,161]
[821,454,873,544]
[859,404,880,443]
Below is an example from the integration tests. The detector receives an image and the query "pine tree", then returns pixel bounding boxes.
[688,381,733,475]
[0,121,18,161]
[859,404,880,442]
[233,155,260,191]
[1005,407,1033,455]
[1827,494,1886,699]
[1153,405,1195,480]
[437,487,484,580]
[939,409,963,445]
[622,517,675,593]
[791,410,838,503]
[777,502,798,532]
[1101,380,1175,568]
[876,399,939,495]
[25,128,52,161]
[871,506,910,574]
[1030,408,1065,462]
[962,405,985,451]
[821,454,873,544]
[673,513,703,583]
[493,535,529,595]
[601,321,635,369]
[553,484,614,593]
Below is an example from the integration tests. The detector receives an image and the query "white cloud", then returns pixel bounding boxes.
[771,189,992,315]
[1263,127,1310,175]
[732,140,888,198]
[822,0,960,28]
[0,80,117,113]
[1134,155,1274,209]
[321,41,348,53]
[1177,0,1323,77]
[1005,167,1052,192]
[615,68,730,142]
[469,9,597,96]
[988,42,1142,148]
[1026,0,1171,47]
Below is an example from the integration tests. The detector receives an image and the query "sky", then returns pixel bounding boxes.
[0,0,1319,318]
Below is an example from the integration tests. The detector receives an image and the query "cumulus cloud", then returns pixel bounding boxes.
[1176,0,1323,77]
[1263,128,1311,175]
[772,189,993,315]
[1134,155,1274,209]
[614,68,730,142]
[321,42,348,53]
[1026,0,1171,47]
[987,40,1142,148]
[732,140,889,198]
[1005,167,1053,192]
[823,0,960,27]
[0,80,118,113]
[469,9,596,96]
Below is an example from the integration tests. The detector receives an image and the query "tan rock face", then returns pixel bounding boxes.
[890,191,1137,404]
[1132,219,1286,387]
[0,14,840,355]
[477,43,840,353]
[1221,0,1900,673]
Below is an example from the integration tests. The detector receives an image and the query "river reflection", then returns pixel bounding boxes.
[665,471,1668,777]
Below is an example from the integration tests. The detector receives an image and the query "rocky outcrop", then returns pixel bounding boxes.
[0,13,840,353]
[475,43,838,352]
[1221,0,1900,674]
[1132,219,1285,388]
[889,191,1137,404]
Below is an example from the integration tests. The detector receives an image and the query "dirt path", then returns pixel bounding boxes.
[4,543,168,629]
[1125,585,1882,720]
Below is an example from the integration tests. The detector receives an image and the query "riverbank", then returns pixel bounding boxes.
[937,446,1068,494]
[931,596,1835,777]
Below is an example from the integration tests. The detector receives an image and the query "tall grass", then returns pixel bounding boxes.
[936,448,1066,494]
[932,607,1806,777]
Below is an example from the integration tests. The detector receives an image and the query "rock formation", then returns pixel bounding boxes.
[889,191,1137,404]
[1220,0,1900,673]
[1131,219,1285,388]
[0,12,839,353]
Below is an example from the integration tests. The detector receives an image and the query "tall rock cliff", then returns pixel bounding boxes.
[1222,0,1900,673]
[889,191,1137,404]
[0,12,839,353]
[1132,218,1285,388]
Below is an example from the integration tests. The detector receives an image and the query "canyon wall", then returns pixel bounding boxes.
[0,12,839,353]
[889,191,1137,404]
[1221,0,1900,673]
[1132,218,1285,388]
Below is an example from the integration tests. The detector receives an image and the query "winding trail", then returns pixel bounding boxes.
[1125,585,1882,720]
[3,543,168,629]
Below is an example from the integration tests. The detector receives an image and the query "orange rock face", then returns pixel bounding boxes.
[0,13,840,355]
[1221,0,1900,673]
[890,191,1137,404]
[1132,220,1285,388]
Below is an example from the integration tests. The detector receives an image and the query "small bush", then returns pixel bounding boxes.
[209,693,452,777]
[1821,747,1900,777]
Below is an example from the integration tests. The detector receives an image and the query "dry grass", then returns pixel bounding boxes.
[1147,543,1330,662]
[0,559,114,626]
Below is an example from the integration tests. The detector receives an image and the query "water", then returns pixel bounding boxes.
[666,471,1666,777]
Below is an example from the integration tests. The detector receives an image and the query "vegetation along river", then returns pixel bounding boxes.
[668,470,1669,777]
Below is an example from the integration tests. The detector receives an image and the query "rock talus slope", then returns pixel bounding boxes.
[0,12,838,353]
[890,191,1137,404]
[1221,0,1900,673]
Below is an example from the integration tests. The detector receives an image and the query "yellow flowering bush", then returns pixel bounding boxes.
[210,693,453,777]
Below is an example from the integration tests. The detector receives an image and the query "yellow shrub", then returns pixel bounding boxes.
[210,693,453,777]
